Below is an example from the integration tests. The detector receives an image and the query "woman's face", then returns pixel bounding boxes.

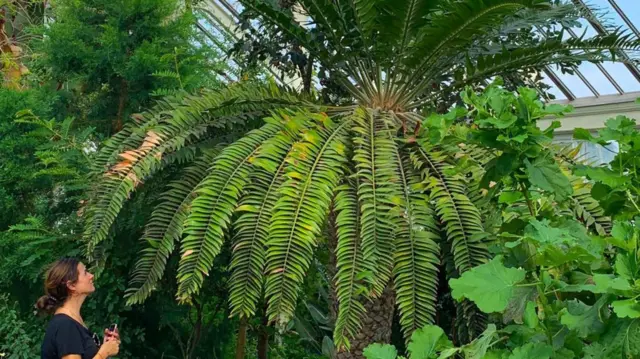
[69,262,95,295]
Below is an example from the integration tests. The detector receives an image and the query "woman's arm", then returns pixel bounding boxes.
[61,343,117,359]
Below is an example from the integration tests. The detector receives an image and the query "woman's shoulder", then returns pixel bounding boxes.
[46,314,82,333]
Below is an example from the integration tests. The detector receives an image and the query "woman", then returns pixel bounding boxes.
[36,257,120,359]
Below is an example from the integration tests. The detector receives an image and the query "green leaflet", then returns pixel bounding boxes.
[393,148,440,340]
[352,109,400,296]
[125,150,218,305]
[560,296,609,338]
[449,256,526,313]
[177,122,283,302]
[333,182,368,351]
[265,116,350,326]
[229,111,308,319]
[525,156,572,201]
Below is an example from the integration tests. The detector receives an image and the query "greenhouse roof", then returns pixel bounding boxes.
[195,0,640,102]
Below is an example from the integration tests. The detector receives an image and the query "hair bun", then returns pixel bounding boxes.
[35,294,60,315]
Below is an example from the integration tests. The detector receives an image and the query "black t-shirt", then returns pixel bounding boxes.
[41,314,99,359]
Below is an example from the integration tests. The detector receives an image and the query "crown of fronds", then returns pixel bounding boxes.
[83,0,628,350]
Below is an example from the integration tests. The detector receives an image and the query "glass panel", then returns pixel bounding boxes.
[549,67,597,98]
[576,62,619,95]
[588,0,640,34]
[540,76,568,101]
[600,62,640,92]
[556,140,619,165]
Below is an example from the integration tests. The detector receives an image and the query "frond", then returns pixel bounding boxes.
[410,141,489,274]
[393,149,440,341]
[93,83,308,173]
[229,111,312,319]
[406,0,548,76]
[570,178,611,236]
[332,182,367,352]
[84,123,212,258]
[352,109,400,296]
[124,150,219,305]
[176,121,283,302]
[430,34,640,106]
[264,114,350,327]
[84,84,309,258]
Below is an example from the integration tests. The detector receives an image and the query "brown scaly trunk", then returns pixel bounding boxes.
[257,308,269,359]
[336,286,395,359]
[235,317,248,359]
[114,78,128,132]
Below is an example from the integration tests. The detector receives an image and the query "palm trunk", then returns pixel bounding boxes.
[336,285,395,359]
[257,309,269,359]
[235,317,248,359]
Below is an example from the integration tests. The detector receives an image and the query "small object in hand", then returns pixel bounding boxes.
[107,323,118,340]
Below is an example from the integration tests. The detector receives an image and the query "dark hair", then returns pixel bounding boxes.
[35,257,80,315]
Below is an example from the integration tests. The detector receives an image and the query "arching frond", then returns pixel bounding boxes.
[265,114,350,327]
[407,0,548,75]
[229,112,312,319]
[393,149,440,341]
[84,84,310,257]
[352,109,400,296]
[332,182,367,351]
[125,150,219,305]
[177,121,283,302]
[84,124,212,257]
[410,141,489,274]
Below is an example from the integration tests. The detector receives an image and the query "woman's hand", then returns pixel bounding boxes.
[104,328,120,342]
[98,337,120,357]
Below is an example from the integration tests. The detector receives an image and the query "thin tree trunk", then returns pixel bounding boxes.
[257,307,269,359]
[235,317,248,359]
[336,286,395,359]
[186,301,203,359]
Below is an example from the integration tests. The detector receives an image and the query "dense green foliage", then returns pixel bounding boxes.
[1,0,639,358]
[82,0,639,354]
[363,86,640,358]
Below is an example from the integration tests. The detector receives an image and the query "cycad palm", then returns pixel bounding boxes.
[84,0,639,352]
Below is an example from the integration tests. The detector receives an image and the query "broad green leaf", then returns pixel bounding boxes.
[523,301,538,329]
[583,343,607,359]
[498,191,523,204]
[616,253,638,282]
[461,324,498,359]
[502,287,537,324]
[450,256,526,313]
[364,344,398,359]
[597,318,640,357]
[574,165,629,189]
[573,128,594,141]
[593,273,633,293]
[507,343,553,359]
[613,299,640,319]
[437,348,460,359]
[560,296,608,338]
[525,156,572,200]
[406,325,452,359]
